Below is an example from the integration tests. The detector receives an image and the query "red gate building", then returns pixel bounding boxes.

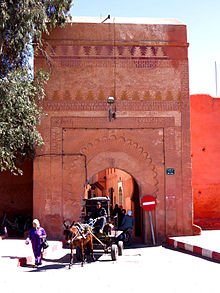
[1,17,194,243]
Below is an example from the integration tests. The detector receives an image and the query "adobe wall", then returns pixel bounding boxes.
[34,18,192,243]
[0,160,33,222]
[190,94,220,229]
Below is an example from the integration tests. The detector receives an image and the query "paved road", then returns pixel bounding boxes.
[1,244,219,293]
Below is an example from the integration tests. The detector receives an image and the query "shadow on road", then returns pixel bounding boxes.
[1,255,23,260]
[18,242,161,272]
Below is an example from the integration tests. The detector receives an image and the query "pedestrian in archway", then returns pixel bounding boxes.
[119,210,134,232]
[112,204,122,227]
[118,210,135,245]
[118,208,126,227]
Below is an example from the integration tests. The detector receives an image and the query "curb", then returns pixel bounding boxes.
[17,256,32,267]
[166,237,220,262]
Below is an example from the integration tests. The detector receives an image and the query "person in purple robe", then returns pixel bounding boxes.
[25,219,46,266]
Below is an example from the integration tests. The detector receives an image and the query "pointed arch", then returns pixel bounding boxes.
[79,133,159,198]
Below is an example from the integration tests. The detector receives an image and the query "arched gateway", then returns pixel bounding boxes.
[33,17,193,243]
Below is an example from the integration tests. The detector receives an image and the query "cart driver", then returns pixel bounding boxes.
[92,202,107,234]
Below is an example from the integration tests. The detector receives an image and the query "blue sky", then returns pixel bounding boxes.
[70,0,220,97]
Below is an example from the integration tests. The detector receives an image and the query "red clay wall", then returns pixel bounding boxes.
[0,160,33,224]
[88,168,134,212]
[190,94,220,229]
[104,168,134,211]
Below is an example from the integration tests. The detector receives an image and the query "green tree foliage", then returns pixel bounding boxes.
[0,0,73,76]
[0,0,73,174]
[0,68,49,174]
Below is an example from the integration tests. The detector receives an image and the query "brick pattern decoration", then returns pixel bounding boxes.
[46,44,168,58]
[50,116,176,130]
[36,43,182,102]
[42,100,182,112]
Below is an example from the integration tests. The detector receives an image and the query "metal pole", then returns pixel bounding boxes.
[215,61,218,97]
[149,211,156,245]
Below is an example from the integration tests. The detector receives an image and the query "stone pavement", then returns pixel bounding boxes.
[0,229,219,269]
[166,230,220,262]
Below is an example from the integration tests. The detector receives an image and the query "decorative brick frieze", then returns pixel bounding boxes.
[39,44,169,59]
[51,116,175,129]
[43,100,181,111]
[38,56,169,69]
[44,89,182,102]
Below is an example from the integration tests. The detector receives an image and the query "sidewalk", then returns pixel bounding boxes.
[0,238,64,267]
[166,230,220,262]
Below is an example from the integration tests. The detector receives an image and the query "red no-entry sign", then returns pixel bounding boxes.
[141,195,157,212]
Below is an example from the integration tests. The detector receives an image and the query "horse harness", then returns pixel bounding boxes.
[70,222,91,244]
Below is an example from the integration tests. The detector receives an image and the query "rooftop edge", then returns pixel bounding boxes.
[68,16,185,25]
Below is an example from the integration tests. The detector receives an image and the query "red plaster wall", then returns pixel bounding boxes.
[104,168,134,211]
[0,160,33,226]
[88,168,134,216]
[190,94,220,229]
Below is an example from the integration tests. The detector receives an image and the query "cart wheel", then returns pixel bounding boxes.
[117,241,123,256]
[111,244,118,261]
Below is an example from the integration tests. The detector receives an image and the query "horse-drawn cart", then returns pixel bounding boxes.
[81,197,124,261]
[63,197,124,267]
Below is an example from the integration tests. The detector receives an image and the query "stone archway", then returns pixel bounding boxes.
[85,151,159,244]
[34,122,170,242]
[61,128,165,243]
[80,132,159,198]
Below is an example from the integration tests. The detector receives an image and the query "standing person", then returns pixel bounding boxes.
[92,202,107,234]
[119,210,135,245]
[112,204,121,217]
[25,219,46,267]
[119,210,134,232]
[112,204,122,227]
[118,208,126,227]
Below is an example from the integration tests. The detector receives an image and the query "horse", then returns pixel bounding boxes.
[63,221,95,267]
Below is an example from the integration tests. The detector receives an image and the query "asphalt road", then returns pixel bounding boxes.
[1,244,219,293]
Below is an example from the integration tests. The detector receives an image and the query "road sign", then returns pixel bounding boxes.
[166,168,175,175]
[141,195,157,212]
[141,195,157,245]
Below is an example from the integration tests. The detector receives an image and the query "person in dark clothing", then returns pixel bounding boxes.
[118,208,126,227]
[118,210,134,245]
[112,204,122,227]
[112,204,121,217]
[92,202,107,233]
[119,210,134,232]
